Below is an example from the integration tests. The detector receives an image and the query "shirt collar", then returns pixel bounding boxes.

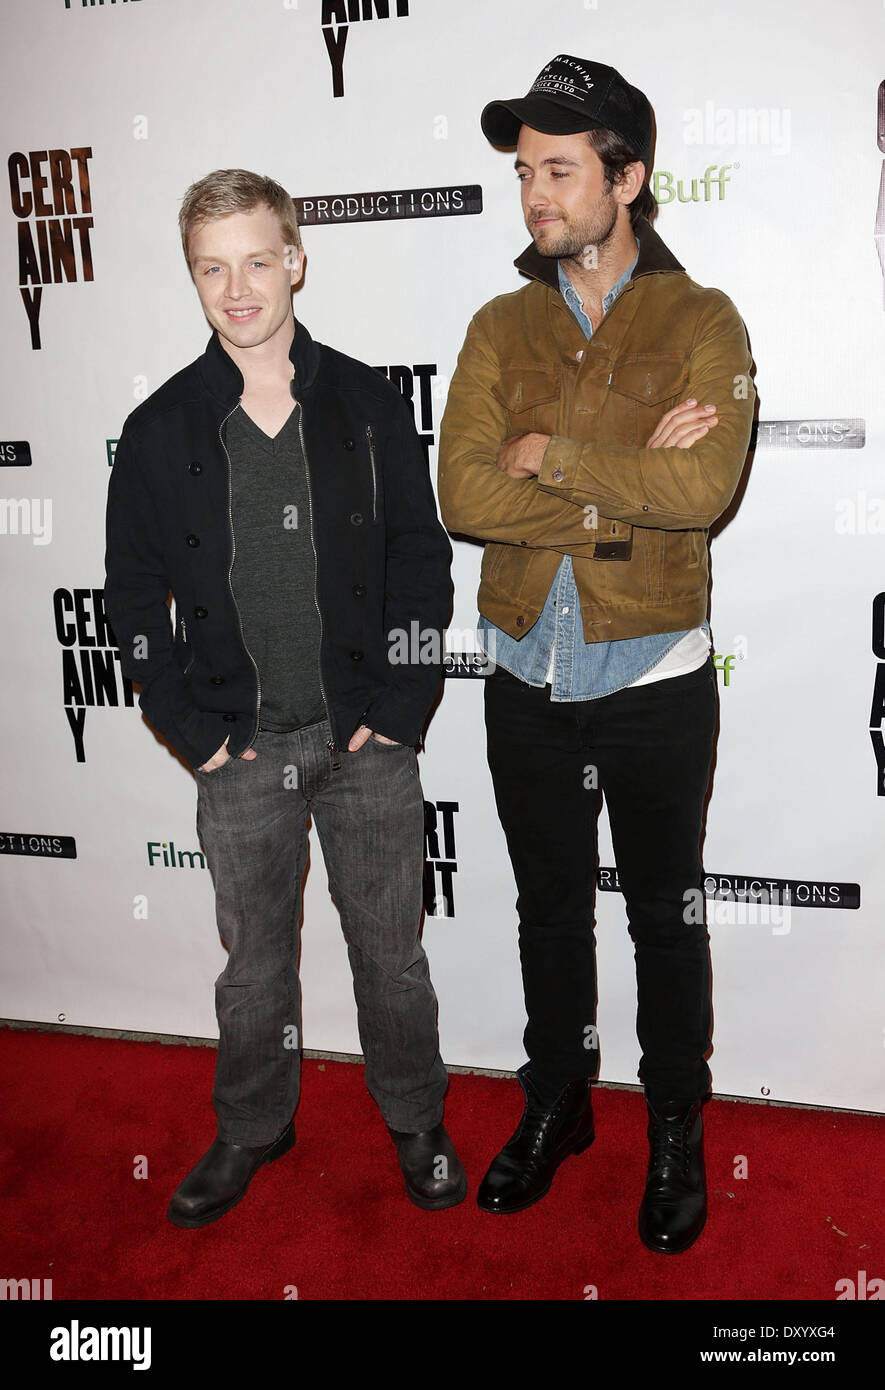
[557,235,640,318]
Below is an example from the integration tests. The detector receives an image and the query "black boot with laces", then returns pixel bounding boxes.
[477,1062,594,1214]
[638,1097,706,1253]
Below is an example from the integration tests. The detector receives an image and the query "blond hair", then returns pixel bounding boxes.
[178,169,302,267]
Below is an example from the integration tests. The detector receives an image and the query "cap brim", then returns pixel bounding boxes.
[480,95,603,147]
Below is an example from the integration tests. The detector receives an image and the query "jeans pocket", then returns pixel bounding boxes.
[196,754,240,776]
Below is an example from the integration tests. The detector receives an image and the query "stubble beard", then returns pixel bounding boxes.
[530,196,619,262]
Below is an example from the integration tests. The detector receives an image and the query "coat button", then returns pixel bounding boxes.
[222,713,236,722]
[516,616,525,627]
[210,675,225,686]
[551,469,563,483]
[186,534,200,547]
[352,584,367,597]
[194,606,208,619]
[350,650,364,661]
[350,512,363,525]
[344,438,355,450]
[575,350,583,361]
[188,461,202,475]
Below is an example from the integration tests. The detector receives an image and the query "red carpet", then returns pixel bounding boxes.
[1,1028,882,1301]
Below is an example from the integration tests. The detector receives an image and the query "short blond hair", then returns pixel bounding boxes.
[178,169,302,267]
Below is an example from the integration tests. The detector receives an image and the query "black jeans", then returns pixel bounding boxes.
[484,656,717,1108]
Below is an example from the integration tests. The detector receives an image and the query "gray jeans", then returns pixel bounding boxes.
[195,718,448,1144]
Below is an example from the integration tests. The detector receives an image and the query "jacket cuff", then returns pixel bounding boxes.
[140,694,240,771]
[536,434,582,495]
[360,684,438,748]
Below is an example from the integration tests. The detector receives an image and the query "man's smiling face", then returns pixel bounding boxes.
[188,204,304,354]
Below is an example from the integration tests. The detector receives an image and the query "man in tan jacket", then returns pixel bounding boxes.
[439,55,755,1252]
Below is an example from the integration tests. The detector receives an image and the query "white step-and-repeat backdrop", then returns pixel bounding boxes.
[2,0,883,1114]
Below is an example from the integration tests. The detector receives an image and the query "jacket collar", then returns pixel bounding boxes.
[513,215,685,290]
[196,315,322,407]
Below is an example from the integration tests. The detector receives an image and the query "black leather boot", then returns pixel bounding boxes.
[477,1063,594,1214]
[387,1122,467,1209]
[638,1097,706,1253]
[167,1121,295,1228]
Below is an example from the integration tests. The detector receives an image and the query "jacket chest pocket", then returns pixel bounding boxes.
[364,423,379,524]
[173,609,196,677]
[335,423,380,526]
[606,357,689,445]
[491,367,561,436]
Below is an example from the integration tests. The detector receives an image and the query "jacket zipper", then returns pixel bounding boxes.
[366,422,377,523]
[219,404,262,751]
[297,400,340,769]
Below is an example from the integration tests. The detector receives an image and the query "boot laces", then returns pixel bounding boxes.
[650,1113,692,1177]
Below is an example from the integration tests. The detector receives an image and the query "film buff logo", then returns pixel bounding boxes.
[322,0,409,99]
[147,840,206,870]
[294,185,482,225]
[652,164,736,204]
[53,587,134,763]
[8,147,95,350]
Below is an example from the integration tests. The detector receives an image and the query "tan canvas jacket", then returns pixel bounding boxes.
[438,216,755,642]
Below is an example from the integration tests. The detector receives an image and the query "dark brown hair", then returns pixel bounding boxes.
[586,128,657,226]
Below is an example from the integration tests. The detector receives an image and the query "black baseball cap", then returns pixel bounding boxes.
[481,54,653,168]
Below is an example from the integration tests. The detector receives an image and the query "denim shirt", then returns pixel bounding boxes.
[478,241,708,699]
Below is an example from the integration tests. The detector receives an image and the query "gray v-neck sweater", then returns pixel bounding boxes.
[225,403,326,731]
